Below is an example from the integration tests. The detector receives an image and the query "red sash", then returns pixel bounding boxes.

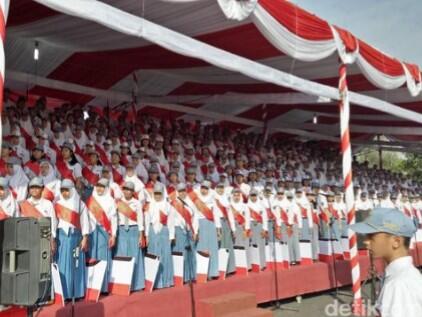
[250,208,263,224]
[50,141,62,159]
[171,199,193,232]
[116,199,138,222]
[54,203,81,229]
[145,181,154,197]
[20,127,36,150]
[404,207,412,218]
[280,208,289,224]
[0,159,6,176]
[216,199,229,219]
[312,210,320,225]
[86,196,112,234]
[25,161,40,176]
[82,166,100,186]
[73,142,84,157]
[299,205,308,218]
[42,187,55,201]
[231,206,245,226]
[111,167,124,185]
[19,201,44,219]
[120,155,130,167]
[56,159,75,181]
[167,185,177,201]
[200,165,208,176]
[320,206,330,223]
[160,210,168,226]
[95,145,110,165]
[188,191,214,221]
[328,205,340,219]
[266,208,275,221]
[0,207,9,220]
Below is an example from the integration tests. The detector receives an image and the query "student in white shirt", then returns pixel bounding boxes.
[54,179,90,299]
[351,207,422,317]
[115,181,145,291]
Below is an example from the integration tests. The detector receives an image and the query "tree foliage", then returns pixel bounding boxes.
[357,148,422,181]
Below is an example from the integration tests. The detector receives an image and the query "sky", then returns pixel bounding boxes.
[293,0,422,67]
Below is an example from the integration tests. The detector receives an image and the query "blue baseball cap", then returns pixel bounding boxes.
[350,207,417,238]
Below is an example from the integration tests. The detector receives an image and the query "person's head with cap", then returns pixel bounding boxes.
[61,141,74,160]
[60,179,75,200]
[231,187,242,202]
[125,162,136,176]
[153,183,164,201]
[122,181,135,200]
[285,191,293,201]
[1,142,12,156]
[29,177,44,199]
[215,182,225,195]
[0,177,9,199]
[326,190,335,202]
[6,157,21,176]
[95,178,109,195]
[176,183,187,198]
[351,207,417,263]
[31,144,44,160]
[110,150,121,164]
[185,167,196,182]
[249,188,259,202]
[168,169,179,184]
[101,166,111,179]
[234,170,244,183]
[200,180,211,195]
[148,165,160,182]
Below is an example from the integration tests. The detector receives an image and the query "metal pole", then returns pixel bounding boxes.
[377,135,383,169]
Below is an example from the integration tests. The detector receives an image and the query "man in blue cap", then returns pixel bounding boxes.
[351,207,422,317]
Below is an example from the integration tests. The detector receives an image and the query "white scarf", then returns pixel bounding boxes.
[9,165,29,189]
[0,189,17,217]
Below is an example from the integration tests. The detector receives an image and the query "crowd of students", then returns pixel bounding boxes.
[0,96,421,300]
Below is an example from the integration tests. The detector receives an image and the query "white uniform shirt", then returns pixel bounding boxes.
[117,197,143,230]
[376,256,422,317]
[144,199,175,240]
[55,191,91,236]
[247,199,268,231]
[26,197,57,238]
[214,192,235,232]
[171,196,199,234]
[193,191,221,229]
[229,199,250,231]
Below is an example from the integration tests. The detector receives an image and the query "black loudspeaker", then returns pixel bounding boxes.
[0,217,52,306]
[356,209,371,250]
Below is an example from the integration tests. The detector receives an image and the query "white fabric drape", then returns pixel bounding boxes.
[30,0,422,124]
[217,0,258,21]
[252,4,337,62]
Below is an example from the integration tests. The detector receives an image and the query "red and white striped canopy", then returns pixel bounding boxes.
[4,0,422,142]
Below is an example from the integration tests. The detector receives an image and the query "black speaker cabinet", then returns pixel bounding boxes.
[0,217,52,306]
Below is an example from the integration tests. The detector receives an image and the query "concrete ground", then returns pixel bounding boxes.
[260,284,377,317]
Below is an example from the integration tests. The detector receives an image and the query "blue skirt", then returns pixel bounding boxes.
[196,218,219,278]
[331,219,342,241]
[251,221,266,268]
[87,225,112,293]
[173,226,196,282]
[147,226,174,289]
[341,219,348,238]
[219,218,235,274]
[115,226,145,291]
[301,218,312,240]
[56,228,86,299]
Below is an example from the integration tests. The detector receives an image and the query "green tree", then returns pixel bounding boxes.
[400,153,422,181]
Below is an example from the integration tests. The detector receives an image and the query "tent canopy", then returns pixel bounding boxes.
[5,0,422,142]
